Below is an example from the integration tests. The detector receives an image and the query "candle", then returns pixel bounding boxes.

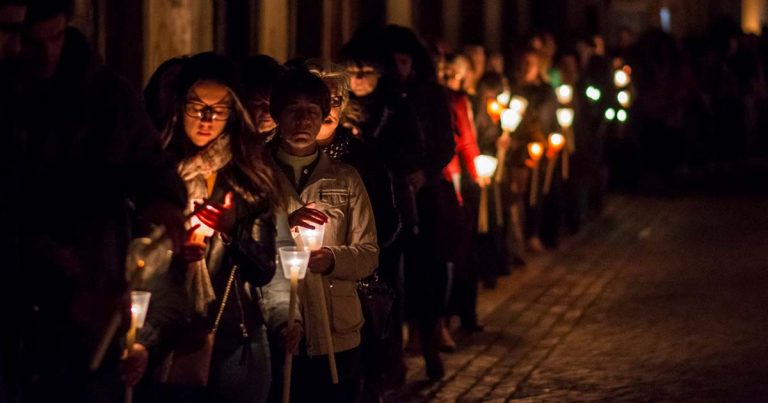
[500,109,523,132]
[556,108,574,129]
[605,108,616,121]
[508,96,528,115]
[617,109,628,123]
[614,69,630,88]
[543,133,566,194]
[278,247,310,403]
[473,156,499,234]
[527,142,544,206]
[486,99,502,122]
[124,291,151,403]
[617,90,631,108]
[555,84,573,105]
[585,86,602,102]
[298,224,325,251]
[496,90,511,106]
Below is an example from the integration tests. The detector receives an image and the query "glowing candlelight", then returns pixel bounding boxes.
[298,223,325,251]
[614,69,630,88]
[189,214,215,238]
[555,84,573,105]
[548,133,565,151]
[500,109,523,132]
[130,291,151,330]
[474,155,498,234]
[617,109,628,123]
[556,108,574,129]
[543,134,566,194]
[474,155,499,179]
[486,99,502,121]
[617,90,631,108]
[278,246,310,403]
[509,96,528,115]
[586,86,601,102]
[527,142,544,207]
[605,108,616,121]
[528,142,544,161]
[496,90,511,106]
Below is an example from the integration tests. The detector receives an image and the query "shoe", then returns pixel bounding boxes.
[438,324,457,352]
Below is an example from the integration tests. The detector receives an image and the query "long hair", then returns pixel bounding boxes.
[163,52,279,210]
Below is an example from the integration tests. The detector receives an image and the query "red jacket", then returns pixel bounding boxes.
[443,90,481,192]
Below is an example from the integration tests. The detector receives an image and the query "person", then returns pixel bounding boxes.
[339,32,420,387]
[438,53,493,328]
[144,55,189,132]
[241,54,285,140]
[269,68,379,403]
[149,52,280,403]
[378,25,456,380]
[510,47,560,252]
[306,59,401,403]
[17,1,188,402]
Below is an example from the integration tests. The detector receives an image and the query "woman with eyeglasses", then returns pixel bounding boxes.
[141,52,283,403]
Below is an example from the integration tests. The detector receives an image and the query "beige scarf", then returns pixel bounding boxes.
[178,134,232,314]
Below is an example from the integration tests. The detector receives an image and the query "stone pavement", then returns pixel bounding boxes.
[388,190,768,402]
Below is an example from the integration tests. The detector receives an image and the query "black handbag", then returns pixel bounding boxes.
[357,271,396,341]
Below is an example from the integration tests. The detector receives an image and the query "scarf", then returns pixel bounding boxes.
[177,133,232,314]
[321,130,352,161]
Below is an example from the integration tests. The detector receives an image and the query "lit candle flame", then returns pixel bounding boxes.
[509,96,528,115]
[528,142,544,160]
[548,133,565,150]
[555,85,573,105]
[614,69,630,88]
[496,90,511,106]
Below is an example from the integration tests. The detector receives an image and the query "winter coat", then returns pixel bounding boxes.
[274,151,379,355]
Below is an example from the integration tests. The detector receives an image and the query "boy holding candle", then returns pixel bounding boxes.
[269,68,379,403]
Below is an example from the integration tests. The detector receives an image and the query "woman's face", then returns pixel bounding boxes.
[277,95,324,156]
[317,85,342,142]
[347,64,379,97]
[248,95,276,134]
[183,81,232,147]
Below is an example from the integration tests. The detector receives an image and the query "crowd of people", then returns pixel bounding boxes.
[3,1,768,403]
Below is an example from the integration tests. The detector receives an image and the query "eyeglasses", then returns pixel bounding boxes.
[184,102,232,121]
[330,95,343,108]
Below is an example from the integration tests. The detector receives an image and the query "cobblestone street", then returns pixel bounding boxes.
[391,178,768,402]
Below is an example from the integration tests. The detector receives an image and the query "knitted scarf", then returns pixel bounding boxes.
[177,133,232,314]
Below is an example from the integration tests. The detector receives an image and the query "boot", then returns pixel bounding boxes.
[438,317,456,352]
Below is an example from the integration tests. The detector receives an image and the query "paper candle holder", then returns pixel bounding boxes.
[555,84,573,105]
[279,246,310,280]
[130,291,151,329]
[496,90,511,106]
[548,133,566,151]
[586,86,601,102]
[501,109,523,132]
[617,90,631,108]
[556,108,574,129]
[474,155,499,179]
[298,223,325,251]
[614,69,630,88]
[509,96,528,115]
[528,142,544,160]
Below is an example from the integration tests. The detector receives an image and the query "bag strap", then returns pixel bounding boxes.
[212,265,238,333]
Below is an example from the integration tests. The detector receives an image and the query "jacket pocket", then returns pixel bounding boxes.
[327,279,363,334]
[318,188,349,208]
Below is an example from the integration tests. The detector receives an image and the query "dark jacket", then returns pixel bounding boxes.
[17,28,187,400]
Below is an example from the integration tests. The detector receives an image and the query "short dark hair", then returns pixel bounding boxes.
[269,68,331,119]
[241,54,285,100]
[26,0,73,23]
